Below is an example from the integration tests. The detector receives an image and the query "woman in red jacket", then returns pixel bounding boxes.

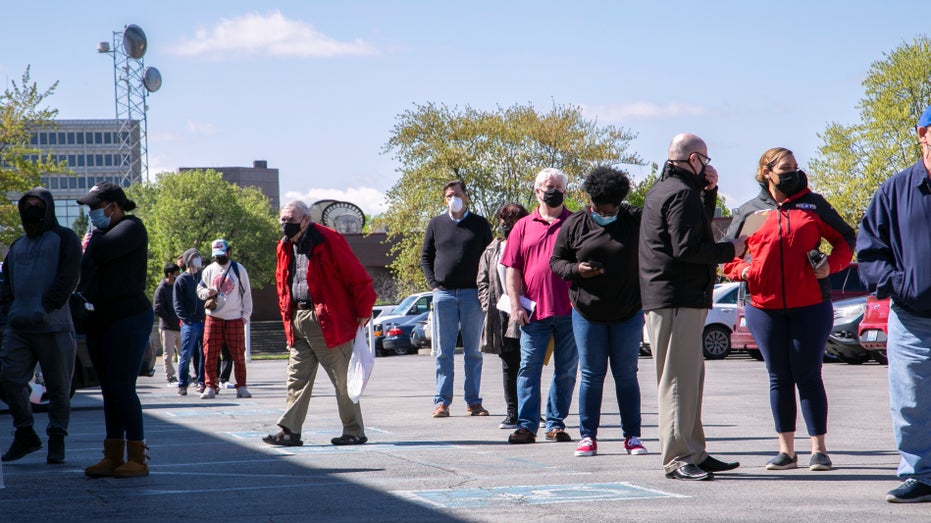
[723,147,855,472]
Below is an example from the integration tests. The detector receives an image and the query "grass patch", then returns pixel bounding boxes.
[250,353,289,360]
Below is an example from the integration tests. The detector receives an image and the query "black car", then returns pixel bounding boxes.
[824,295,871,364]
[380,312,428,356]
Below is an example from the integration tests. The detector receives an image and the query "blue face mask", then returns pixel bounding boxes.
[89,204,112,229]
[590,211,617,226]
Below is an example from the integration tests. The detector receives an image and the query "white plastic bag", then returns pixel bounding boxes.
[347,327,374,404]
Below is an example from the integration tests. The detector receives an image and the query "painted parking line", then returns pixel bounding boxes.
[393,482,686,509]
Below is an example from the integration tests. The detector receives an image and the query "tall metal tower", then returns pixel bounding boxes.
[97,24,162,184]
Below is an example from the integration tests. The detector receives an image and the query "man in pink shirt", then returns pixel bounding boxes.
[501,168,579,444]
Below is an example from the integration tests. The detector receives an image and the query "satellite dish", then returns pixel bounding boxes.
[308,199,337,224]
[143,67,162,92]
[322,201,365,234]
[123,24,147,59]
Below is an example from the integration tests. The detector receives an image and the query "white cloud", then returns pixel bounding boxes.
[186,120,216,135]
[285,186,388,216]
[582,102,714,122]
[171,10,377,59]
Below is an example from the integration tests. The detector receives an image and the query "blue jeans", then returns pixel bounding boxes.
[887,303,931,483]
[517,314,578,434]
[178,321,205,389]
[573,309,643,440]
[432,288,484,406]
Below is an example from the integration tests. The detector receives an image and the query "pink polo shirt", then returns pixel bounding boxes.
[500,206,573,320]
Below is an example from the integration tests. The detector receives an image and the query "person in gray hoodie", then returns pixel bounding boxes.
[0,188,82,464]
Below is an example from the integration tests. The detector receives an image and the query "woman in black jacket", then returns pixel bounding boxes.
[76,182,155,478]
[550,166,647,458]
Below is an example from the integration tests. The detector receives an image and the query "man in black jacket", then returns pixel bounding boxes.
[0,188,82,464]
[639,133,745,481]
[153,262,181,385]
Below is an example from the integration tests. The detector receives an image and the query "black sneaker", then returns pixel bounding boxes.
[1,428,43,462]
[47,433,65,464]
[886,479,931,503]
[499,413,518,430]
[809,452,832,471]
[766,452,798,470]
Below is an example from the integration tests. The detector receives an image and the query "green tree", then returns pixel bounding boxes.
[0,66,68,245]
[810,35,931,227]
[71,208,88,238]
[379,102,642,294]
[125,169,280,296]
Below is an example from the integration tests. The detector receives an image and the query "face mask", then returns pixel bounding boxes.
[215,255,229,265]
[774,169,800,196]
[501,224,513,239]
[89,207,111,229]
[591,211,618,226]
[22,205,45,223]
[281,221,302,238]
[189,256,202,269]
[542,188,564,208]
[447,196,464,214]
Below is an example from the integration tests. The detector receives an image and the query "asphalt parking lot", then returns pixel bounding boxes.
[0,351,926,522]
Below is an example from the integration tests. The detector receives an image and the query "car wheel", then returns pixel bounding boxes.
[837,351,870,365]
[747,349,765,361]
[872,350,888,365]
[392,347,408,356]
[702,324,731,360]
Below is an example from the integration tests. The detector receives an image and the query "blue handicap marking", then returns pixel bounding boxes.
[394,482,686,509]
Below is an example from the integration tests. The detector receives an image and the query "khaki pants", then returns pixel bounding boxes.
[159,328,181,381]
[277,309,364,437]
[644,308,709,473]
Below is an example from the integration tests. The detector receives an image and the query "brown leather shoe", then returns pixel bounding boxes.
[432,404,449,418]
[545,428,572,442]
[508,428,536,444]
[466,404,489,416]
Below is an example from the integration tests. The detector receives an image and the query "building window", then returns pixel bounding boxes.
[77,155,85,167]
[50,177,59,189]
[30,134,38,145]
[104,132,112,144]
[68,154,76,166]
[85,132,93,144]
[49,133,57,145]
[94,132,102,144]
[69,177,77,189]
[95,154,103,167]
[105,154,112,167]
[77,132,84,145]
[79,177,86,189]
[58,132,66,145]
[40,133,47,145]
[67,132,75,145]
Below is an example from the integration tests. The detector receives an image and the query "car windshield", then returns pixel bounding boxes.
[393,295,418,315]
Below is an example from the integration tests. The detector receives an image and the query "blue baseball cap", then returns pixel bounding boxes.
[919,106,931,128]
[211,238,230,256]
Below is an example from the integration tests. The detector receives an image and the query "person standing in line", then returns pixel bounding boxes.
[550,166,648,458]
[173,248,206,396]
[501,168,579,445]
[0,188,82,464]
[723,147,854,472]
[639,133,745,480]
[858,106,931,504]
[477,203,529,430]
[153,262,181,386]
[420,180,493,418]
[76,182,155,478]
[262,200,375,446]
[196,239,253,400]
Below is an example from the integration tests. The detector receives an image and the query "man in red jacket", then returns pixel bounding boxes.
[262,200,376,447]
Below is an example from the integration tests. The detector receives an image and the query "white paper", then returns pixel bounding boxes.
[496,294,536,315]
[737,210,772,237]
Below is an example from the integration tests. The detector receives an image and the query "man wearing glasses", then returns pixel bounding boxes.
[639,133,746,481]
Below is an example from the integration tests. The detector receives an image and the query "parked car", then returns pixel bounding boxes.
[640,282,741,360]
[418,309,463,350]
[858,295,890,364]
[411,316,429,349]
[824,294,871,364]
[380,312,429,356]
[371,291,432,353]
[372,304,397,320]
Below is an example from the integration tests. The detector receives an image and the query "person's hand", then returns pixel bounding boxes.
[511,306,529,326]
[358,317,370,327]
[207,288,218,298]
[732,236,747,258]
[741,266,750,281]
[577,261,604,279]
[813,261,830,279]
[704,165,719,190]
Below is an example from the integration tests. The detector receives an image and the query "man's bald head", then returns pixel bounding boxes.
[668,133,707,161]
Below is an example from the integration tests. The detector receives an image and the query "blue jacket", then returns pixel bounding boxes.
[173,270,206,324]
[857,161,931,317]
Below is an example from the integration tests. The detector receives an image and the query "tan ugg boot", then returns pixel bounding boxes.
[113,440,149,478]
[84,439,126,478]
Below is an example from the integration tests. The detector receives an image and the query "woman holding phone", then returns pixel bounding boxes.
[550,165,647,458]
[723,147,855,472]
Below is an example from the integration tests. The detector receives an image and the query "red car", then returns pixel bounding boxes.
[858,295,890,364]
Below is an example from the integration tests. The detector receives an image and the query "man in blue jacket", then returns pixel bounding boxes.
[858,106,931,504]
[173,248,206,396]
[0,188,82,464]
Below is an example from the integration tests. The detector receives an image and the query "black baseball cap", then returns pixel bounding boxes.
[76,181,136,211]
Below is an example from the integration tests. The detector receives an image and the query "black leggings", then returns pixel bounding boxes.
[498,339,521,415]
[745,301,833,435]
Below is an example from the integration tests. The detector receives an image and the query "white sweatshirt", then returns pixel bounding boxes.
[196,260,253,322]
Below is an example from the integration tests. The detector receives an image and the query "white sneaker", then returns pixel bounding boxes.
[236,387,251,399]
[220,381,236,389]
[200,387,216,399]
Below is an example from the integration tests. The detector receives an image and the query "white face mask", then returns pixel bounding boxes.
[447,196,464,214]
[190,256,202,269]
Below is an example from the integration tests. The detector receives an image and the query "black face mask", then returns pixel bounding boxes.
[501,224,513,239]
[542,188,564,208]
[22,205,45,223]
[215,255,229,265]
[775,169,801,196]
[281,222,301,238]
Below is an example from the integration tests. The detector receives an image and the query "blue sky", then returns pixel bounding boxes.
[1,2,926,215]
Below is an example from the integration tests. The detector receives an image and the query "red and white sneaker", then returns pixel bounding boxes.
[624,436,648,455]
[575,436,597,457]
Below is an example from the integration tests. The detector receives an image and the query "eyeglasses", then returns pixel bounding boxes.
[692,152,712,165]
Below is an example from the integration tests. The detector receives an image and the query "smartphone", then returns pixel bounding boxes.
[807,250,827,269]
[587,260,604,269]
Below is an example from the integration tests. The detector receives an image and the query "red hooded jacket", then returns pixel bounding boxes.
[276,223,376,348]
[723,187,855,310]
